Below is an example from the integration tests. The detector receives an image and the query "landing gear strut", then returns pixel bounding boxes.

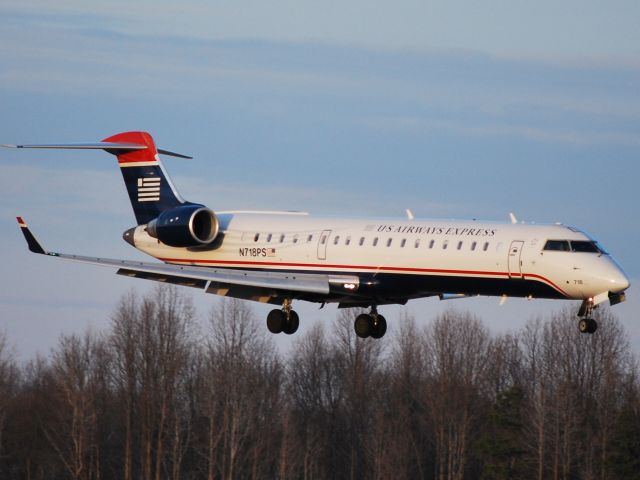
[577,299,598,334]
[354,306,387,339]
[266,298,300,335]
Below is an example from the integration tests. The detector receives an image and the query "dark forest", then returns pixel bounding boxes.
[0,287,639,480]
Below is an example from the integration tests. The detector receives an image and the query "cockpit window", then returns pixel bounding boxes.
[543,240,571,251]
[571,241,604,254]
[544,239,606,254]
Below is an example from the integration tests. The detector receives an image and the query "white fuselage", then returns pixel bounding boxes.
[129,212,629,305]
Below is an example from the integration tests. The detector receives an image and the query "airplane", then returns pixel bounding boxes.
[5,131,630,338]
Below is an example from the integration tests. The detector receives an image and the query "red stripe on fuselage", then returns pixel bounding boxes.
[157,257,570,297]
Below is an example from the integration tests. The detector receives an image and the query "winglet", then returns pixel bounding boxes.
[16,217,46,254]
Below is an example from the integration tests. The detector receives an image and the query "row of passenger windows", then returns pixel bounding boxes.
[253,232,491,251]
[254,233,314,243]
[330,236,490,252]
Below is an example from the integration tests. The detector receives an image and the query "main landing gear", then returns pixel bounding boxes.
[265,301,388,339]
[354,306,387,339]
[577,299,598,334]
[266,298,299,335]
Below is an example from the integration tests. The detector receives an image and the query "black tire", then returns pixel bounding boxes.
[578,318,590,334]
[588,318,598,334]
[370,314,387,339]
[267,309,285,334]
[283,310,300,335]
[354,314,372,338]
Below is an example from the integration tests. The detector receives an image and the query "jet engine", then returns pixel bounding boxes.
[146,205,219,247]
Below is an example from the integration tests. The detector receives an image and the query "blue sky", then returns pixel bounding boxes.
[1,1,639,358]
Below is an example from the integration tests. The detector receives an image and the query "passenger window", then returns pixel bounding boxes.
[387,238,392,247]
[266,233,272,242]
[293,234,299,244]
[544,240,571,251]
[254,233,260,242]
[345,236,351,246]
[483,242,489,251]
[359,237,365,246]
[429,239,435,249]
[373,237,379,247]
[471,241,477,251]
[443,240,448,250]
[320,234,327,245]
[333,236,340,245]
[307,235,313,242]
[414,239,420,248]
[401,239,406,248]
[279,234,285,243]
[457,241,463,250]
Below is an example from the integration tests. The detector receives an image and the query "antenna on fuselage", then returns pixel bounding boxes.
[509,212,518,224]
[406,209,415,221]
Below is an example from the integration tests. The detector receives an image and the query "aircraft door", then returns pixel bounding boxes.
[317,230,331,260]
[508,240,524,278]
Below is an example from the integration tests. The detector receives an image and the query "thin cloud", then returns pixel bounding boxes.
[358,116,640,147]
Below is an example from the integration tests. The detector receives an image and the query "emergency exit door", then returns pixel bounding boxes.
[317,230,331,260]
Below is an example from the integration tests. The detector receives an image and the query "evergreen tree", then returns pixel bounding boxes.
[477,385,528,479]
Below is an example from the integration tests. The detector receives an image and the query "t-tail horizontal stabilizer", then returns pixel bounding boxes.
[16,217,47,255]
[2,142,192,159]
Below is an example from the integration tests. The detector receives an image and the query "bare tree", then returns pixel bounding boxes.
[0,333,18,473]
[381,314,430,480]
[200,298,282,480]
[109,286,196,480]
[333,309,385,480]
[287,322,340,479]
[110,293,139,480]
[45,332,107,480]
[422,310,492,480]
[520,307,635,480]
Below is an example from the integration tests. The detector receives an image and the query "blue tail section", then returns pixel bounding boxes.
[102,132,197,225]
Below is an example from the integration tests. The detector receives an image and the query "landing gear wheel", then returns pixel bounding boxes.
[370,314,387,339]
[354,314,372,338]
[578,318,598,334]
[283,310,300,335]
[578,319,589,334]
[267,309,285,334]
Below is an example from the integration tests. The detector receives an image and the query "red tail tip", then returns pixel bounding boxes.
[16,216,26,225]
[102,131,158,166]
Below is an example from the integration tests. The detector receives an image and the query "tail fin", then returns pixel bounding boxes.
[3,131,194,225]
[102,132,193,225]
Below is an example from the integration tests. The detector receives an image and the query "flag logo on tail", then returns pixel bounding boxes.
[137,177,161,202]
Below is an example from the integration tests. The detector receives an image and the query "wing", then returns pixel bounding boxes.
[16,218,360,303]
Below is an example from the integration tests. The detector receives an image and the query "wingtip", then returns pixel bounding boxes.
[16,217,46,254]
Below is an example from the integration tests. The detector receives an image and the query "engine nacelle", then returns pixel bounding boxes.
[146,205,219,247]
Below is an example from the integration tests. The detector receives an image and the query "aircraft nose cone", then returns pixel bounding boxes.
[609,269,630,293]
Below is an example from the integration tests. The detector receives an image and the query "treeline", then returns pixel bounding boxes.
[1,287,639,480]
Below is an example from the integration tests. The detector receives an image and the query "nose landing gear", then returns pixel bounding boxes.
[577,299,598,334]
[578,318,598,334]
[354,306,387,339]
